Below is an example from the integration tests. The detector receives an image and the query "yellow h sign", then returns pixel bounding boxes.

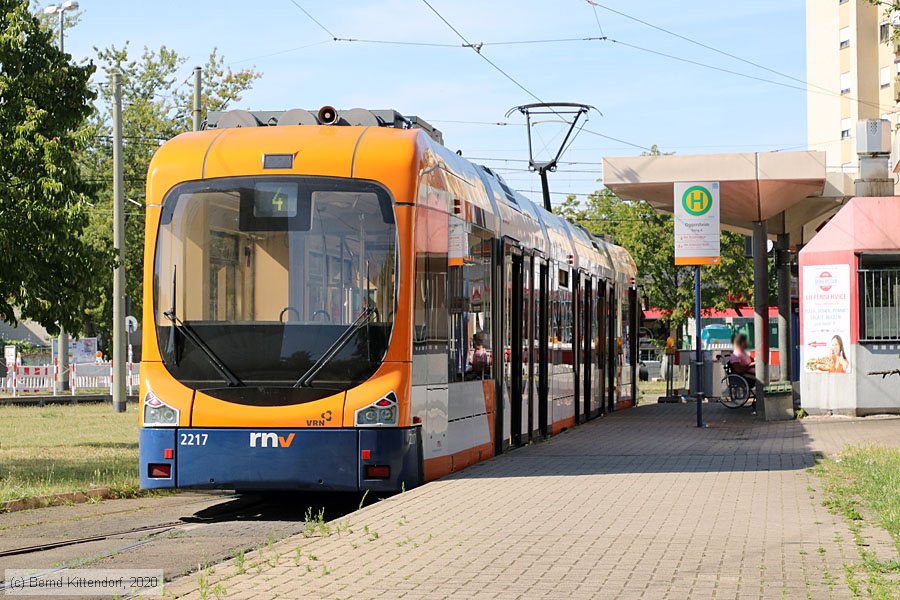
[681,186,712,216]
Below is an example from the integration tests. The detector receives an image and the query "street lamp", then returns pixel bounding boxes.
[45,0,80,393]
[43,1,79,53]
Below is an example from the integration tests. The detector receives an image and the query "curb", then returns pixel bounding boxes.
[1,487,113,513]
[0,395,138,407]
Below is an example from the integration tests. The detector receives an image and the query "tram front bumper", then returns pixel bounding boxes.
[139,427,423,493]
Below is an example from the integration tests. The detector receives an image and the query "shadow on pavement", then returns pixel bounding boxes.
[456,402,829,477]
[184,491,370,524]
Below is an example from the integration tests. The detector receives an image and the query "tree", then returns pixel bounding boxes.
[0,0,111,334]
[78,45,261,345]
[556,189,763,333]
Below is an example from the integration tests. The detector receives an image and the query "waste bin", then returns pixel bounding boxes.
[682,350,717,398]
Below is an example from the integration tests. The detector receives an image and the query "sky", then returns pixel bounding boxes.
[59,0,809,207]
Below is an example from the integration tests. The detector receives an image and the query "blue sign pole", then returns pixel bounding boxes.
[695,265,704,427]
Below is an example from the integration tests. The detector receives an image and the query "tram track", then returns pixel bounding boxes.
[0,490,366,591]
[0,522,182,558]
[0,493,273,559]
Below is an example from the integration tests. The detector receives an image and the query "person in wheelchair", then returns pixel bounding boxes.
[727,333,758,413]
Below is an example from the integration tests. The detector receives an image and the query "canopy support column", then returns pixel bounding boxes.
[776,232,792,383]
[752,220,769,409]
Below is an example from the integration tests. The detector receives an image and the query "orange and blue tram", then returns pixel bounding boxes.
[138,107,640,493]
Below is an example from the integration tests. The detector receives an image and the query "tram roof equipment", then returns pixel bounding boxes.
[206,108,443,145]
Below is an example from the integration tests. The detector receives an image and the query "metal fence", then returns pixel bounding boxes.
[1,362,140,396]
[860,267,900,341]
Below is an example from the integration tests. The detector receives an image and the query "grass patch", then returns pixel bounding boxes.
[0,403,141,504]
[813,445,900,599]
[638,380,668,404]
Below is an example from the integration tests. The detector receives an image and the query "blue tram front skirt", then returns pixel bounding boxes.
[140,427,423,493]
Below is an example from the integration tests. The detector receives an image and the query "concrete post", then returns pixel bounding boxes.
[112,73,127,413]
[56,329,69,392]
[776,233,791,382]
[192,67,202,132]
[752,220,769,408]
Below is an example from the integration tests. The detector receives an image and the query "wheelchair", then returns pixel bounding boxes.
[720,360,757,409]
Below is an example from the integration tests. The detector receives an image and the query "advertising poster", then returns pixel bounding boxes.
[51,337,99,365]
[802,264,851,374]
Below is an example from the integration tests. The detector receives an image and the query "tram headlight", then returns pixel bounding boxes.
[354,391,398,427]
[143,388,179,427]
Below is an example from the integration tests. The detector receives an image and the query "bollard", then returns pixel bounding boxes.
[127,344,134,396]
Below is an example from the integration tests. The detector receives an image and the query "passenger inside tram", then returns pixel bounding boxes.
[467,331,491,380]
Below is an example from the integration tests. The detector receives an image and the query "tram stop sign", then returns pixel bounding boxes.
[674,182,720,266]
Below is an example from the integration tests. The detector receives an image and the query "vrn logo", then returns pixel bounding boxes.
[249,432,295,448]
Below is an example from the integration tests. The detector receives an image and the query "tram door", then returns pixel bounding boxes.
[537,261,549,438]
[582,276,594,421]
[607,283,617,413]
[501,242,526,449]
[524,253,536,444]
[628,285,640,405]
[596,282,608,416]
[572,272,581,424]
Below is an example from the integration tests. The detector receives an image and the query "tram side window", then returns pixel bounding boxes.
[413,206,449,378]
[449,227,493,382]
[558,267,573,345]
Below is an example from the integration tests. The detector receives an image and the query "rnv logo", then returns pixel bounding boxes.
[249,432,295,448]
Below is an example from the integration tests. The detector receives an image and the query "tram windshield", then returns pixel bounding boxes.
[154,176,397,403]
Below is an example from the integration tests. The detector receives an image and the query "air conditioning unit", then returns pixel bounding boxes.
[857,119,891,155]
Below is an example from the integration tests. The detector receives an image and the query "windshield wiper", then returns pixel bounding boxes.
[294,306,375,388]
[162,309,244,388]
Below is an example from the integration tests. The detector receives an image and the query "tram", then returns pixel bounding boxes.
[139,107,639,493]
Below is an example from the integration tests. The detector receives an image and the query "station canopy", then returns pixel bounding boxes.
[602,151,834,241]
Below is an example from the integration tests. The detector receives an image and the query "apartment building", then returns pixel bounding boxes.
[806,0,898,195]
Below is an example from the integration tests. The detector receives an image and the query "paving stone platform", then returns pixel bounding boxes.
[167,403,900,599]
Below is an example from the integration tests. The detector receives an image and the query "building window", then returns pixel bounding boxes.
[881,21,891,43]
[841,118,853,139]
[840,27,851,49]
[840,71,851,94]
[859,255,900,342]
[881,66,892,87]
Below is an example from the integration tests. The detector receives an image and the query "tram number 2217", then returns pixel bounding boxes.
[179,433,208,446]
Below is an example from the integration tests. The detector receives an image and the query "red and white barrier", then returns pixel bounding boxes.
[13,365,54,394]
[2,362,139,396]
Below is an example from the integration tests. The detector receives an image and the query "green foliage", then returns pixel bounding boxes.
[0,0,112,334]
[0,338,41,357]
[78,44,261,344]
[556,189,763,330]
